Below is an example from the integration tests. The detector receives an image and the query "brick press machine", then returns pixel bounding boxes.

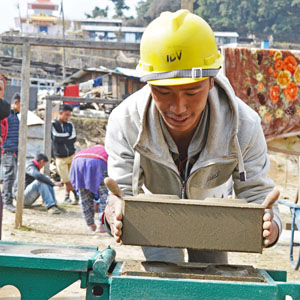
[1,194,300,299]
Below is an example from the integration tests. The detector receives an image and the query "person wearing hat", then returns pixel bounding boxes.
[104,10,281,263]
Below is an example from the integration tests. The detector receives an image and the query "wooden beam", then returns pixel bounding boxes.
[181,0,194,12]
[15,42,31,229]
[1,36,140,52]
[43,99,52,176]
[45,96,122,105]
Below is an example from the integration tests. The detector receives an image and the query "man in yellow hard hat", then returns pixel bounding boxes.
[104,10,281,263]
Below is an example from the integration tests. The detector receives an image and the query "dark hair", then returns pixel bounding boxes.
[59,104,73,112]
[12,93,21,102]
[36,153,49,162]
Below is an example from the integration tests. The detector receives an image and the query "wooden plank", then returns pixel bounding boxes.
[43,99,52,176]
[121,195,265,253]
[1,36,140,52]
[45,96,122,105]
[181,0,194,12]
[15,43,31,229]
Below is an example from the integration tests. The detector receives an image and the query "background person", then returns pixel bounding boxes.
[1,93,21,213]
[0,75,11,239]
[51,104,79,204]
[24,153,64,214]
[69,144,108,232]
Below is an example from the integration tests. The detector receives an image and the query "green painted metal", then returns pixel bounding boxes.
[86,246,116,300]
[0,267,83,299]
[108,263,300,300]
[1,241,300,300]
[109,276,298,300]
[0,241,100,300]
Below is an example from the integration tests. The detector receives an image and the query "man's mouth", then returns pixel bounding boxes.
[166,114,190,124]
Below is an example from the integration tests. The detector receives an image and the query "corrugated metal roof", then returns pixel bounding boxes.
[114,67,141,78]
[214,32,239,38]
[81,25,145,33]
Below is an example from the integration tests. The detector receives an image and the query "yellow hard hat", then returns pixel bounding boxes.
[137,9,223,86]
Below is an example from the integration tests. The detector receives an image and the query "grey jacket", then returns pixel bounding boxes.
[106,74,282,234]
[25,161,54,188]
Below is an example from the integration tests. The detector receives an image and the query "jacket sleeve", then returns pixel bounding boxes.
[233,115,282,238]
[26,165,54,186]
[0,99,10,120]
[66,122,76,144]
[105,108,143,196]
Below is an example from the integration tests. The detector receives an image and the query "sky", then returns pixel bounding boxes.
[0,0,138,34]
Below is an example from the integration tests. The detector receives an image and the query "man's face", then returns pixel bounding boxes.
[150,79,214,135]
[0,80,5,99]
[39,160,46,169]
[13,100,21,113]
[59,110,71,123]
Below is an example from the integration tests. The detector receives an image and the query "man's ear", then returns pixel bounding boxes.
[209,78,215,90]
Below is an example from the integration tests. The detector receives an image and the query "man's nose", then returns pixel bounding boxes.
[169,95,187,115]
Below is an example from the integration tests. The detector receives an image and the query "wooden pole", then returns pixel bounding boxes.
[15,42,31,229]
[43,99,52,176]
[181,0,194,12]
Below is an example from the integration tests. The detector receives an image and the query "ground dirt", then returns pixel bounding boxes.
[1,152,300,299]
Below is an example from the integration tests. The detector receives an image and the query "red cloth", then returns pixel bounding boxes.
[64,84,79,105]
[1,118,8,147]
[74,145,108,162]
[32,160,41,171]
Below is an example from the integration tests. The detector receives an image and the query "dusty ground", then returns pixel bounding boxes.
[1,152,300,299]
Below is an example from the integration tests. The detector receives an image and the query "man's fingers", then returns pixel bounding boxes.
[262,189,280,209]
[263,212,273,222]
[263,229,271,238]
[263,221,272,230]
[115,220,123,230]
[115,228,122,237]
[264,239,271,247]
[104,177,123,197]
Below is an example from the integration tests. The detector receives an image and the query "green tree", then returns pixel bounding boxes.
[85,6,109,18]
[194,0,300,42]
[111,0,129,17]
[257,0,300,41]
[126,0,180,26]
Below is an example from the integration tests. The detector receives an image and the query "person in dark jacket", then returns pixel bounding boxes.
[51,104,79,204]
[0,75,11,240]
[1,93,21,213]
[24,153,64,214]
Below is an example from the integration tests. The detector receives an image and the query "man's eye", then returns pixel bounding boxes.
[158,90,170,95]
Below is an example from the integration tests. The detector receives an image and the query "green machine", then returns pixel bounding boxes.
[0,241,299,300]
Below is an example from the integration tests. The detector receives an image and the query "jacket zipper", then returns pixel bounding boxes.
[61,123,69,157]
[181,179,186,199]
[137,149,237,199]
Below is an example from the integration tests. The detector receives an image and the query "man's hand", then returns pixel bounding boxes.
[54,182,64,187]
[262,189,280,247]
[104,178,123,243]
[0,81,5,99]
